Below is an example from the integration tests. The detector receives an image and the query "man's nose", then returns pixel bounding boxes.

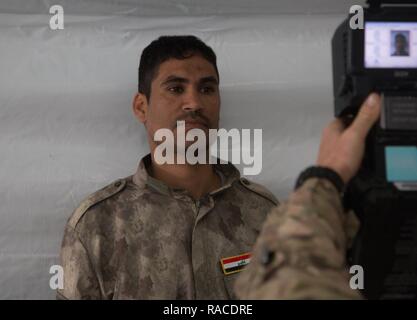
[182,89,202,112]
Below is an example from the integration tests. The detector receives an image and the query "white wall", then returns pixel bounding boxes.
[0,0,360,299]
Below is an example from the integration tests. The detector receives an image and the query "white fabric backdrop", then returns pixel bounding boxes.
[0,0,365,299]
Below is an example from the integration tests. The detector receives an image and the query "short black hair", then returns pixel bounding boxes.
[138,35,219,101]
[395,33,407,42]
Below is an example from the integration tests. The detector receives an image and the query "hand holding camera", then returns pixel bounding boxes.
[317,93,381,184]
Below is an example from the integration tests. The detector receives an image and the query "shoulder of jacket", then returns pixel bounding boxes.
[238,177,279,206]
[68,178,128,229]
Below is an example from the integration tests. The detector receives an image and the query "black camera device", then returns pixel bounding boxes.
[333,0,417,190]
[332,0,417,299]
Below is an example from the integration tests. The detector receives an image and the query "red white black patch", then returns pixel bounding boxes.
[220,253,251,275]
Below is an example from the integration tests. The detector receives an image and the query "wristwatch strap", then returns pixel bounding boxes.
[294,166,345,194]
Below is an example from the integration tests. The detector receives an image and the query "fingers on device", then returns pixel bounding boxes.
[332,0,417,191]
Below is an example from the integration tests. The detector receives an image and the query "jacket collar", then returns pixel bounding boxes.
[132,154,241,197]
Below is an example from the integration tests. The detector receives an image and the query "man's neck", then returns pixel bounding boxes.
[149,153,222,200]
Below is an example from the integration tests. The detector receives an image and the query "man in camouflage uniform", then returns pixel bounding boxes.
[57,36,278,299]
[235,93,382,299]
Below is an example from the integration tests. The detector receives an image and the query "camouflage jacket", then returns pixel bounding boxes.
[235,178,362,299]
[57,154,278,300]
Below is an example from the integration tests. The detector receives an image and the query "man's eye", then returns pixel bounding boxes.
[200,86,215,94]
[168,86,184,94]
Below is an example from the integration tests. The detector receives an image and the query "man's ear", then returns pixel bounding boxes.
[132,93,148,124]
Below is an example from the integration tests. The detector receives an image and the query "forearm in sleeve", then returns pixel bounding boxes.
[235,178,362,299]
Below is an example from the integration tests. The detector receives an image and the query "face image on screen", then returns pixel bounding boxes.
[365,22,417,68]
[391,31,410,57]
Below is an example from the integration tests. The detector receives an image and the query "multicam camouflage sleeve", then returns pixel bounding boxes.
[235,177,363,299]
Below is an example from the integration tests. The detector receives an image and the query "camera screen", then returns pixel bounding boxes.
[385,146,417,183]
[365,22,417,68]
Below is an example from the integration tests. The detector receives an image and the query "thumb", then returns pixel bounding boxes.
[349,93,381,139]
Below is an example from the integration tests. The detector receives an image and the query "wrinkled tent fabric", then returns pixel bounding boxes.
[0,0,364,299]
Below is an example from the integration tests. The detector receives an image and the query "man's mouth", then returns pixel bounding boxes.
[175,117,209,129]
[184,120,208,128]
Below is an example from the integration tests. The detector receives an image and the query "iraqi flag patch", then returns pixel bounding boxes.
[220,253,251,275]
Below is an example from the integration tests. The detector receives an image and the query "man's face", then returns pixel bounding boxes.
[135,54,220,150]
[396,36,406,52]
